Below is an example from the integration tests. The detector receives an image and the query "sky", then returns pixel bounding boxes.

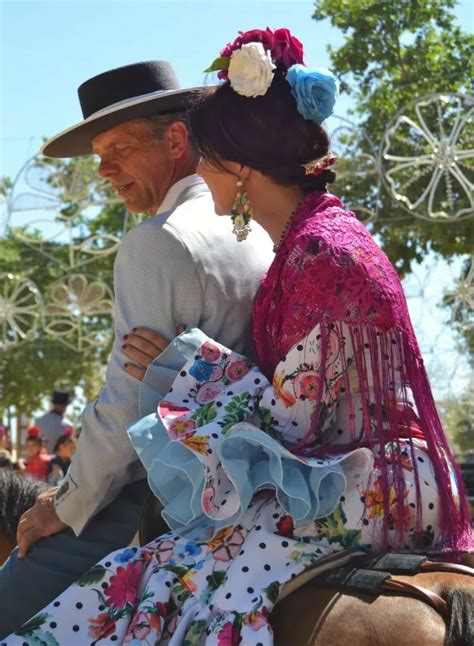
[1,0,472,178]
[0,0,351,179]
[1,0,473,412]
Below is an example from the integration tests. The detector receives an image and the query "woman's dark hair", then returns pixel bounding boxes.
[190,75,336,193]
[53,434,74,454]
[26,435,43,447]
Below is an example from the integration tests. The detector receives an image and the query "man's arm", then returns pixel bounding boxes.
[54,221,204,535]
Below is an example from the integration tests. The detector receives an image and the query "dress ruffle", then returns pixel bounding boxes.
[129,328,373,541]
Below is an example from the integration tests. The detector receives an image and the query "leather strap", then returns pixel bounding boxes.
[421,561,474,576]
[382,579,449,621]
[281,553,473,620]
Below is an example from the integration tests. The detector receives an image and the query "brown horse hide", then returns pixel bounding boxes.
[272,569,474,646]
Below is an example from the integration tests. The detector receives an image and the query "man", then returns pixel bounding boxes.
[0,61,273,635]
[34,389,73,452]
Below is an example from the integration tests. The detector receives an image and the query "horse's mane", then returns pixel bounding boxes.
[443,584,474,646]
[0,470,48,539]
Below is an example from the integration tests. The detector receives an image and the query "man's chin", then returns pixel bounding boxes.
[121,199,147,214]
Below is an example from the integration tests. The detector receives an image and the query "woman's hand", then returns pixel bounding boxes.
[122,325,185,380]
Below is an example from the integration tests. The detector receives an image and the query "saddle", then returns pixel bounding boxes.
[138,492,473,620]
[282,551,473,621]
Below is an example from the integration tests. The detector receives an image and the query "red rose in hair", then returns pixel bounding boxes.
[214,27,304,81]
[240,27,275,51]
[272,28,305,68]
[221,28,275,58]
[218,28,276,80]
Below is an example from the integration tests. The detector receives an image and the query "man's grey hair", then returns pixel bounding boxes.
[139,112,190,140]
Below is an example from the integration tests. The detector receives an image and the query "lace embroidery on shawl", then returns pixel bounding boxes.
[253,191,471,550]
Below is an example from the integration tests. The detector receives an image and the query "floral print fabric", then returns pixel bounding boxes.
[128,327,373,542]
[5,326,444,645]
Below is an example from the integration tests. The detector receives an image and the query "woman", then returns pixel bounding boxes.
[6,28,470,646]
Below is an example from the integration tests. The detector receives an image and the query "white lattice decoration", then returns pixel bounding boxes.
[381,93,473,220]
[43,274,114,352]
[0,273,43,350]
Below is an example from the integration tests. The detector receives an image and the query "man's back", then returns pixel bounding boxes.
[35,411,73,453]
[55,175,274,534]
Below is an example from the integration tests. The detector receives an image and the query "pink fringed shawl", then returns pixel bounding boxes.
[253,191,471,550]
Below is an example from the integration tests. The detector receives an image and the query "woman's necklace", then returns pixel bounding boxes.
[273,200,302,253]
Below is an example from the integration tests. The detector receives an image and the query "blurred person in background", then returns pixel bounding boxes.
[34,390,73,453]
[48,433,77,485]
[19,428,50,482]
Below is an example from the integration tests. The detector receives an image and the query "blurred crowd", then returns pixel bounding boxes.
[0,389,78,485]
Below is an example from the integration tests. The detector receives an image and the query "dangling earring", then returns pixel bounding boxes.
[231,179,252,241]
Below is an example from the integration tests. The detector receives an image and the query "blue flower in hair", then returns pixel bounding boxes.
[286,65,339,124]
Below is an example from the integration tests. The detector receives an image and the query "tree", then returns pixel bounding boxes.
[313,0,473,275]
[0,155,134,417]
[438,385,474,454]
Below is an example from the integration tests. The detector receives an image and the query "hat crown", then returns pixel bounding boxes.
[78,60,181,119]
[52,388,70,405]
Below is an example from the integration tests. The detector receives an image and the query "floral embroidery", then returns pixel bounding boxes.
[217,617,242,646]
[275,515,294,538]
[210,527,245,561]
[181,433,210,455]
[189,359,215,382]
[314,503,362,548]
[226,359,252,382]
[293,371,319,399]
[105,561,143,609]
[88,612,117,640]
[273,369,296,408]
[244,607,270,630]
[201,341,222,361]
[168,417,196,439]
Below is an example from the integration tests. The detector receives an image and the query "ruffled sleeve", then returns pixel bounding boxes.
[128,327,373,541]
[138,328,211,417]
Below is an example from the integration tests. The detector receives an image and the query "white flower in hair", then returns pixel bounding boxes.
[228,42,275,98]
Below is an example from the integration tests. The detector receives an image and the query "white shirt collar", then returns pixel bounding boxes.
[155,174,204,215]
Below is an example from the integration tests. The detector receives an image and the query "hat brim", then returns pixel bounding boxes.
[42,86,215,158]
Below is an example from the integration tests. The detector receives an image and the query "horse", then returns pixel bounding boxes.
[140,493,474,646]
[0,469,48,564]
[272,563,474,646]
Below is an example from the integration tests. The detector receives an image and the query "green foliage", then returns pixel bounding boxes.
[312,0,474,275]
[0,154,134,416]
[438,387,474,454]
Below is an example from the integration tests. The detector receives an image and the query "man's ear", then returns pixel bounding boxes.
[164,121,189,159]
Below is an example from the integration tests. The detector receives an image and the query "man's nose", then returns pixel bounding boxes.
[98,157,120,178]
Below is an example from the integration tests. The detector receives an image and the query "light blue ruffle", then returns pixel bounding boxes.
[128,327,353,541]
[138,328,210,417]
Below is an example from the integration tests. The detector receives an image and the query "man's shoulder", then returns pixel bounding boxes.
[167,197,273,257]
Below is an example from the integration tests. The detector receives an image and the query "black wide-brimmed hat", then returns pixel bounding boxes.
[51,389,70,405]
[42,61,212,158]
